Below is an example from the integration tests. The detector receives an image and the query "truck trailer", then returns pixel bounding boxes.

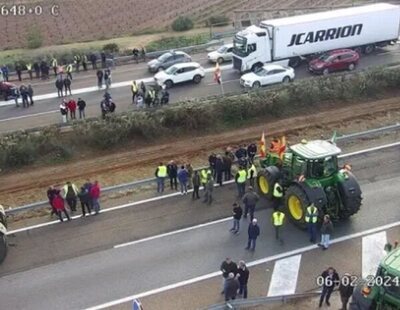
[232,3,400,72]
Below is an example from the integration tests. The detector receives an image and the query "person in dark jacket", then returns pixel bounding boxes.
[186,163,193,189]
[77,98,86,119]
[47,186,58,217]
[246,218,260,251]
[140,81,146,95]
[225,272,240,302]
[220,258,237,294]
[63,181,79,212]
[230,203,243,234]
[15,62,22,81]
[20,85,29,108]
[101,51,106,68]
[319,267,339,307]
[215,155,224,186]
[237,261,250,299]
[192,171,201,200]
[96,69,103,89]
[64,77,72,96]
[247,143,257,164]
[320,215,334,250]
[90,53,97,70]
[208,153,217,178]
[223,152,233,181]
[27,85,34,105]
[33,61,40,78]
[167,160,178,190]
[78,186,92,217]
[177,165,189,195]
[339,273,354,310]
[242,187,259,221]
[56,78,64,97]
[235,144,247,160]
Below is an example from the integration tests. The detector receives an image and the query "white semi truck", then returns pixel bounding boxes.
[232,3,400,72]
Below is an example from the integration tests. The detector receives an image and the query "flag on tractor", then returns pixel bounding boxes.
[279,136,286,159]
[259,131,266,157]
[214,62,221,84]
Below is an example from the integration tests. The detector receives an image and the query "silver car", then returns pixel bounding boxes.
[207,44,234,63]
[147,51,192,73]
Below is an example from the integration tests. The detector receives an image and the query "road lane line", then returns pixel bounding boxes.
[0,110,58,122]
[87,221,400,310]
[362,231,387,278]
[268,254,302,296]
[7,141,399,235]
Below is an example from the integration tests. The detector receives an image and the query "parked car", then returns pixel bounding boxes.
[308,49,360,75]
[0,81,17,101]
[240,64,295,89]
[147,51,192,73]
[154,62,205,89]
[207,44,234,63]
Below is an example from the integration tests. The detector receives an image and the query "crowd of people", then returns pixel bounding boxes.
[12,84,34,108]
[131,80,169,109]
[59,97,87,122]
[46,180,101,222]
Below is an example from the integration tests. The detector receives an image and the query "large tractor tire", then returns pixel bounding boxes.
[0,205,7,228]
[337,172,362,219]
[256,166,280,199]
[284,184,310,229]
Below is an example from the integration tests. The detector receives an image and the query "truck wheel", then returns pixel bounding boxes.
[337,172,362,219]
[257,167,280,199]
[282,76,290,84]
[363,44,375,55]
[284,184,310,229]
[164,80,173,89]
[322,68,329,76]
[289,57,301,68]
[348,63,356,71]
[217,57,224,64]
[252,81,261,89]
[193,75,202,84]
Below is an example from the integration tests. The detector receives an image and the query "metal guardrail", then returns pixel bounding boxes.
[206,291,321,310]
[4,123,400,215]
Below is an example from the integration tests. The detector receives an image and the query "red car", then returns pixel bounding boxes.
[0,81,17,101]
[308,49,360,75]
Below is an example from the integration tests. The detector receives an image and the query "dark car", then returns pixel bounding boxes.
[308,49,360,75]
[147,51,192,73]
[0,81,17,101]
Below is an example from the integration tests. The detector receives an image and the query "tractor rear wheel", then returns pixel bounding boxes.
[337,172,362,219]
[256,167,279,200]
[284,184,310,229]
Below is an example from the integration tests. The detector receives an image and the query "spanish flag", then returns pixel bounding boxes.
[214,62,221,84]
[260,131,266,157]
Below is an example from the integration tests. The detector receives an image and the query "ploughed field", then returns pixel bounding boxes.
[0,0,369,49]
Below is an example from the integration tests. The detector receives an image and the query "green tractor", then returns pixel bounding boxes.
[256,139,362,228]
[351,243,400,310]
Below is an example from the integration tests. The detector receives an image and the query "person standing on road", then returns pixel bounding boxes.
[27,85,34,105]
[220,258,237,294]
[63,181,79,212]
[186,163,193,189]
[140,81,146,95]
[246,218,260,251]
[305,203,319,243]
[1,64,9,82]
[247,162,257,188]
[66,63,73,80]
[90,53,97,70]
[131,80,139,104]
[177,165,189,195]
[320,215,333,250]
[167,160,178,191]
[60,100,68,123]
[319,267,339,307]
[230,202,242,234]
[53,192,71,222]
[47,186,58,218]
[140,46,146,62]
[51,57,58,76]
[74,54,81,72]
[247,143,257,164]
[200,169,208,191]
[208,153,217,178]
[237,261,250,299]
[56,77,64,98]
[192,171,201,200]
[225,272,240,302]
[82,54,88,71]
[13,87,20,107]
[33,61,40,79]
[223,151,233,181]
[215,155,224,187]
[235,166,247,198]
[101,51,106,68]
[104,68,111,90]
[67,98,77,120]
[15,62,22,81]
[155,162,167,193]
[77,97,86,119]
[272,208,285,244]
[20,85,29,108]
[78,186,92,217]
[242,186,259,221]
[203,173,214,205]
[339,273,354,310]
[96,69,103,89]
[64,77,72,96]
[90,180,101,215]
[26,63,33,80]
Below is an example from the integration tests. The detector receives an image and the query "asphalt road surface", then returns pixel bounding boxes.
[0,145,398,309]
[0,45,400,133]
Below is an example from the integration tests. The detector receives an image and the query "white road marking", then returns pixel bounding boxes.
[87,220,400,310]
[0,65,233,107]
[362,231,387,278]
[6,141,399,235]
[0,110,57,122]
[268,254,302,296]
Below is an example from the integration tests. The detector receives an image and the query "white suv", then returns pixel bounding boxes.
[154,62,205,89]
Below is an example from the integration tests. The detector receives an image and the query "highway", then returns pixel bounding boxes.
[0,144,398,309]
[0,45,400,133]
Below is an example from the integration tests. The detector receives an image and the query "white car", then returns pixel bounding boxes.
[154,62,205,89]
[240,64,295,89]
[207,44,234,63]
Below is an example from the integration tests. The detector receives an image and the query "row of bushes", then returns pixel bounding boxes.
[1,66,400,170]
[146,33,210,52]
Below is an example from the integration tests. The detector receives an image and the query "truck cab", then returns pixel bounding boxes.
[233,25,271,73]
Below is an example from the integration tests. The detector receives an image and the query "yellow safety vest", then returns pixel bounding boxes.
[131,82,138,93]
[52,59,57,67]
[149,89,155,99]
[272,211,285,226]
[66,64,73,72]
[26,63,32,71]
[201,170,208,183]
[247,164,257,179]
[305,206,318,223]
[273,183,283,198]
[237,170,247,183]
[157,165,167,177]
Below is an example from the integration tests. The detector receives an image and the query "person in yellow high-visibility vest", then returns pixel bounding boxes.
[272,208,285,244]
[235,166,247,198]
[51,58,58,76]
[26,63,33,80]
[155,162,167,193]
[131,80,138,104]
[66,63,73,80]
[247,163,257,187]
[305,203,319,243]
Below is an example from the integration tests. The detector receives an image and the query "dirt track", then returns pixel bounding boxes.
[0,97,399,207]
